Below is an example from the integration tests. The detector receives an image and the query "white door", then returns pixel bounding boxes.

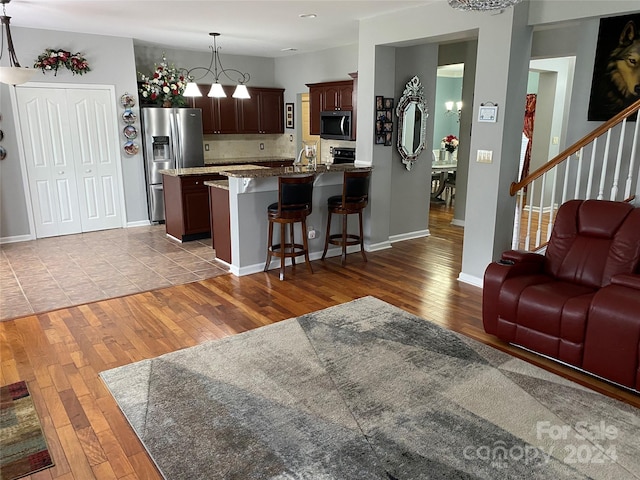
[16,86,124,238]
[16,87,82,238]
[66,89,122,232]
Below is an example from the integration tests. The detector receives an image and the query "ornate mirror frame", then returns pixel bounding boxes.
[395,76,428,171]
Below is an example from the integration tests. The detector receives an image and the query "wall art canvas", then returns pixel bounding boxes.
[588,14,640,121]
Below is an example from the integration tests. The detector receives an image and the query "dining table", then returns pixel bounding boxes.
[431,160,457,201]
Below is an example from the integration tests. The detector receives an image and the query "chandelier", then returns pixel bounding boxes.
[0,0,36,85]
[448,0,523,12]
[183,33,251,99]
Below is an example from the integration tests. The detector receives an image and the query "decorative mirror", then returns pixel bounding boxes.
[395,76,428,171]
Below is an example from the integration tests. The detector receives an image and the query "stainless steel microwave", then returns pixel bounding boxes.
[320,110,352,140]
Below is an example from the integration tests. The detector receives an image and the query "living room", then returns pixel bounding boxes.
[1,1,639,478]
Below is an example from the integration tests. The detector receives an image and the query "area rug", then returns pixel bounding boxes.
[0,381,54,480]
[100,296,640,480]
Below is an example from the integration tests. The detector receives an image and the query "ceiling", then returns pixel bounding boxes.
[8,0,437,58]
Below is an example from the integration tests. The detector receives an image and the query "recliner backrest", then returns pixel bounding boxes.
[545,200,640,288]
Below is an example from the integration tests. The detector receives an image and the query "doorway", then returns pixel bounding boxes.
[15,85,125,238]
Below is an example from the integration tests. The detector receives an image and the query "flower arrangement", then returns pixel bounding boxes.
[138,55,190,107]
[442,134,459,153]
[34,49,91,76]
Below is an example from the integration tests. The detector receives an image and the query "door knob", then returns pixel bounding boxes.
[58,171,64,175]
[86,169,92,173]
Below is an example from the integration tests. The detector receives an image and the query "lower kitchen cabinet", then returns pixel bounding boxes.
[208,185,231,263]
[163,174,224,242]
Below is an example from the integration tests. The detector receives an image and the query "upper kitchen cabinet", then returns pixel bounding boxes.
[189,85,238,134]
[189,86,283,134]
[307,79,355,137]
[238,87,284,134]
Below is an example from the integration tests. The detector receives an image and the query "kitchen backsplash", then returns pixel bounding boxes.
[203,134,356,164]
[203,134,296,160]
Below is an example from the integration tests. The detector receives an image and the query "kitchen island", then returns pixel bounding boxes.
[159,164,268,242]
[207,163,372,277]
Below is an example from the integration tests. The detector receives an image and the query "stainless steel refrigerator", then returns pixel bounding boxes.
[141,107,205,223]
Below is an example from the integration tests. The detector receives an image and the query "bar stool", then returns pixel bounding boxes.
[264,174,315,281]
[322,169,371,266]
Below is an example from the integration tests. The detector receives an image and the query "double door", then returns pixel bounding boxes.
[16,86,124,238]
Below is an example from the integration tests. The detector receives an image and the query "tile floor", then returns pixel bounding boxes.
[0,225,229,321]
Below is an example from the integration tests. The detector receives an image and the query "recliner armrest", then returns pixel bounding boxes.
[501,250,546,265]
[482,251,546,334]
[610,274,640,290]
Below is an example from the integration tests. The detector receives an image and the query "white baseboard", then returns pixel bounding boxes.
[451,218,465,227]
[389,229,430,243]
[368,241,392,252]
[457,272,483,288]
[0,233,34,244]
[127,220,152,228]
[235,246,368,276]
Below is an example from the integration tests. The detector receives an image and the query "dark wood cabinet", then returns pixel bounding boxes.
[238,87,284,134]
[163,174,224,242]
[189,85,238,134]
[192,86,284,135]
[306,80,355,136]
[208,186,231,263]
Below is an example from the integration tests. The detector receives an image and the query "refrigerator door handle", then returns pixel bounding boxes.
[171,111,183,170]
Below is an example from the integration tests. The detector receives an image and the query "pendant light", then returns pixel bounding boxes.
[0,0,36,85]
[184,33,251,99]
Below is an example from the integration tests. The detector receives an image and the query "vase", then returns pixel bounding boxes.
[162,100,172,108]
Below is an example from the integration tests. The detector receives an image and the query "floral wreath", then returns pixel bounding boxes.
[34,49,91,76]
[138,54,190,107]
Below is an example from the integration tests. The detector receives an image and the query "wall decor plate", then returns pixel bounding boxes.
[122,109,136,124]
[120,93,136,108]
[124,141,139,155]
[0,146,6,160]
[123,125,137,139]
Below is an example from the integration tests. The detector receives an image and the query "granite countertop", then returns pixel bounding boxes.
[204,157,295,166]
[220,163,371,178]
[159,164,268,177]
[204,180,229,190]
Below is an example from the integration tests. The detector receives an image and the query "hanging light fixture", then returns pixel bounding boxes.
[183,32,251,99]
[448,0,523,12]
[0,0,36,85]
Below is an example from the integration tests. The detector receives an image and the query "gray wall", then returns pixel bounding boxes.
[389,44,438,239]
[1,27,145,240]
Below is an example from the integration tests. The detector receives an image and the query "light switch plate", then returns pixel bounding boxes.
[476,150,493,163]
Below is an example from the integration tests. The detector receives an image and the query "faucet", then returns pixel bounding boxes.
[295,148,305,165]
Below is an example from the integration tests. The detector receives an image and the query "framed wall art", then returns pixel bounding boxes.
[285,103,294,129]
[588,14,640,121]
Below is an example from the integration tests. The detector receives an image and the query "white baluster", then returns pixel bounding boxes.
[586,140,597,199]
[561,156,570,204]
[547,167,558,242]
[624,115,639,199]
[574,151,583,198]
[525,180,535,251]
[598,130,612,200]
[536,173,546,248]
[611,120,626,200]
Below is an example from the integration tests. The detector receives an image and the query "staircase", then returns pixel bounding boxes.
[511,98,640,251]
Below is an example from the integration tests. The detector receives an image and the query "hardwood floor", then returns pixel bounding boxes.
[1,205,638,479]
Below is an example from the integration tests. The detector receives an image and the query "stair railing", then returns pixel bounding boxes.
[511,98,640,251]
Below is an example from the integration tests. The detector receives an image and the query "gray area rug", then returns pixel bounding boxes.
[100,296,640,480]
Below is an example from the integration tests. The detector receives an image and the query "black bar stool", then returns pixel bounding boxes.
[264,174,315,281]
[322,169,371,266]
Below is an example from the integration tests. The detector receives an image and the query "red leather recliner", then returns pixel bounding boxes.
[483,199,640,390]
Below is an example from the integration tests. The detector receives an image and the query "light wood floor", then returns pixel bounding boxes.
[1,204,638,479]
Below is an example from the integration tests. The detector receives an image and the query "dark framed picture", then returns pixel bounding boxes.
[384,132,392,146]
[376,96,384,110]
[383,122,393,133]
[285,103,294,129]
[588,14,640,121]
[384,97,394,109]
[375,134,385,145]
